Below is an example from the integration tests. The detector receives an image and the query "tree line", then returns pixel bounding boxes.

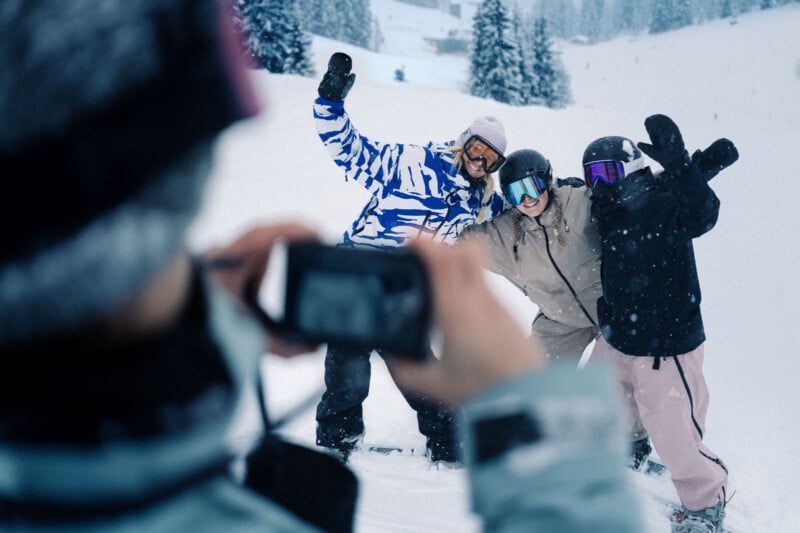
[231,0,375,76]
[533,0,798,43]
[469,0,571,108]
[229,0,795,109]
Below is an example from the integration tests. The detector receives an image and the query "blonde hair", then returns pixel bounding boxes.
[451,146,497,224]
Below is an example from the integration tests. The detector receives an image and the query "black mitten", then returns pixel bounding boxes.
[691,138,739,181]
[637,114,691,173]
[589,180,621,221]
[318,52,356,102]
[589,180,618,205]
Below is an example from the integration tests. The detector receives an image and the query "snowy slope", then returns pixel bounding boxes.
[189,2,800,531]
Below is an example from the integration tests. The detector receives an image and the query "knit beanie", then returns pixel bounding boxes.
[457,116,507,154]
[0,0,258,349]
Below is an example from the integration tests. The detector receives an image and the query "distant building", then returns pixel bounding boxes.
[392,0,479,20]
[394,0,445,9]
[423,28,472,54]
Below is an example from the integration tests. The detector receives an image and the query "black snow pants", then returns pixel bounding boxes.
[315,342,456,455]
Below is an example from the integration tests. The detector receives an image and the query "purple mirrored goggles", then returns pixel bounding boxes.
[583,158,645,188]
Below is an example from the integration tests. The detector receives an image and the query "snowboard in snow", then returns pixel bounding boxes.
[638,457,668,477]
[631,467,752,533]
[366,445,414,455]
[361,445,462,467]
[646,492,748,533]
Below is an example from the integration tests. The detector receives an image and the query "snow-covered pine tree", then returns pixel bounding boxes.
[232,0,313,75]
[371,15,385,52]
[720,0,734,18]
[304,0,342,41]
[736,0,759,13]
[695,0,725,23]
[614,0,649,34]
[281,2,315,76]
[513,7,537,106]
[302,0,373,49]
[650,0,694,33]
[530,17,571,109]
[231,0,268,68]
[260,0,313,75]
[650,0,673,33]
[468,0,523,106]
[579,0,605,43]
[672,0,693,29]
[534,0,579,41]
[342,0,373,49]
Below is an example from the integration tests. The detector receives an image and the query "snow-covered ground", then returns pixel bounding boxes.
[189,2,800,531]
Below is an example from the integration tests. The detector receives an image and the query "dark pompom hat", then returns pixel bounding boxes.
[0,0,258,348]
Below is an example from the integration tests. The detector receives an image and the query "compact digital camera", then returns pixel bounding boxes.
[245,242,432,360]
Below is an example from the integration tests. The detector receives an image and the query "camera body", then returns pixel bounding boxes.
[249,242,432,359]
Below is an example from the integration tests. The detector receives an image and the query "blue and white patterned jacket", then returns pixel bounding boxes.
[314,97,506,248]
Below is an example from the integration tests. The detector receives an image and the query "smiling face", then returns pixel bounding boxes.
[461,154,488,179]
[514,189,550,218]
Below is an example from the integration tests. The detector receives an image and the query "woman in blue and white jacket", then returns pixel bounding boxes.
[313,53,507,462]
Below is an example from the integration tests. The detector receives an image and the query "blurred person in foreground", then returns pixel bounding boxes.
[0,1,641,531]
[313,52,509,463]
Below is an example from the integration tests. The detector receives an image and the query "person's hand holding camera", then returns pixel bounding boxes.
[318,52,356,102]
[390,239,545,405]
[206,223,319,356]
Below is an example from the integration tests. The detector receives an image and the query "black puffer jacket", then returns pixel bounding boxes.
[590,163,720,360]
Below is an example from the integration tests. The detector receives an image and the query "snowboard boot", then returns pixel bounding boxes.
[670,501,725,533]
[318,433,363,464]
[628,437,652,471]
[426,438,462,464]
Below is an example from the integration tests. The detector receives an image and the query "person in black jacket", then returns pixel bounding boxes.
[584,115,738,533]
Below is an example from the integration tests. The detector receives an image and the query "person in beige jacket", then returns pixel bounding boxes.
[460,149,602,364]
[461,148,658,471]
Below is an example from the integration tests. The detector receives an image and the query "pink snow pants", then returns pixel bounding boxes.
[591,338,728,511]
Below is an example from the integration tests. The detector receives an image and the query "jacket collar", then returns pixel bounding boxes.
[0,265,266,512]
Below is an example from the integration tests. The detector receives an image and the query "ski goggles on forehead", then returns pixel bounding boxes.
[583,158,645,188]
[463,135,506,173]
[502,174,549,205]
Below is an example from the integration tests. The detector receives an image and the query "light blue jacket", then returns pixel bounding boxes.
[0,280,641,532]
[461,363,643,533]
[313,97,506,248]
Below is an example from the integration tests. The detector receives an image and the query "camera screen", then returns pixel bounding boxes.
[282,242,431,357]
[296,270,382,339]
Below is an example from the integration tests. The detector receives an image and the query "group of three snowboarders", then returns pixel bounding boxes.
[314,51,739,533]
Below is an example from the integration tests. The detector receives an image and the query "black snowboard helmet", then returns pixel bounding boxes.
[499,149,552,189]
[582,136,643,166]
[582,136,645,188]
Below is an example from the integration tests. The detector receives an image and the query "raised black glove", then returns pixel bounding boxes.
[637,114,691,173]
[691,138,739,181]
[318,52,356,102]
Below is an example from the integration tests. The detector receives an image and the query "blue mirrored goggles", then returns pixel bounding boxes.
[583,158,645,188]
[502,174,549,205]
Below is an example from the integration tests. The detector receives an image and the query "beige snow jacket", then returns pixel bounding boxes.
[461,185,602,330]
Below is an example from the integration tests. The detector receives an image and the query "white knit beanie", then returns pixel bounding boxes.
[457,116,507,154]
